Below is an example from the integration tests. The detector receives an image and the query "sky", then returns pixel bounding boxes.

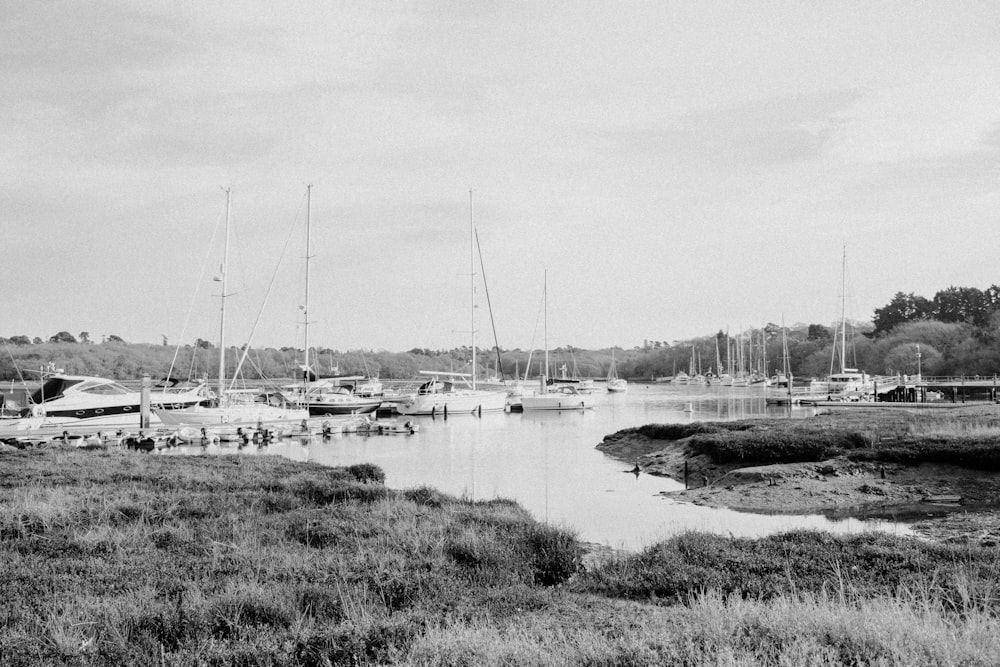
[3,1,1000,353]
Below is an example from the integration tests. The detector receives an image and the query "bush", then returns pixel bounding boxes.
[347,463,386,484]
[526,523,583,586]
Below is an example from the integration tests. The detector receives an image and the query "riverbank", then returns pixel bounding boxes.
[2,446,1000,664]
[598,405,1000,545]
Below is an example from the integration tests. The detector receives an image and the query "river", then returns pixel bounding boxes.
[164,383,912,550]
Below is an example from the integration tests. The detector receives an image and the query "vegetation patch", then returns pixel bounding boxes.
[3,448,999,665]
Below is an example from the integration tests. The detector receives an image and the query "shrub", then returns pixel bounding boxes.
[526,523,583,586]
[347,463,386,484]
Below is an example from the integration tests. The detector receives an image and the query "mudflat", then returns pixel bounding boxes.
[597,404,1000,546]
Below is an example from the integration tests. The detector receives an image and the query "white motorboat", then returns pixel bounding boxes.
[6,374,209,429]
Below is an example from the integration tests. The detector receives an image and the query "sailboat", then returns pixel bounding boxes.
[765,319,799,405]
[396,191,508,416]
[155,188,309,426]
[290,187,380,416]
[606,350,627,393]
[521,271,594,411]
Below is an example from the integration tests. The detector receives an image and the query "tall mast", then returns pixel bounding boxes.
[304,184,313,395]
[543,269,549,380]
[840,245,847,373]
[469,190,477,390]
[217,187,231,398]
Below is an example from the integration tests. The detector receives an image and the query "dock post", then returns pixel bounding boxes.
[140,375,151,429]
[443,404,448,419]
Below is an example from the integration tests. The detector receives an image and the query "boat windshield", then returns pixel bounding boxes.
[77,380,131,395]
[29,377,82,404]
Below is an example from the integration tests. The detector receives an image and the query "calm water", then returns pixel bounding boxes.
[165,383,912,550]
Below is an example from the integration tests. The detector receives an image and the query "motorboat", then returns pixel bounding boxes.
[6,374,210,429]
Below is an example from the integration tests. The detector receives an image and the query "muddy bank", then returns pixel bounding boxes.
[597,405,1000,545]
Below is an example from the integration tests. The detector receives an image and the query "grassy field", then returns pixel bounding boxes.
[2,446,1000,665]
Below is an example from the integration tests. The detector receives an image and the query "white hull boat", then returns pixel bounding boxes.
[395,374,508,416]
[521,385,594,411]
[3,374,209,431]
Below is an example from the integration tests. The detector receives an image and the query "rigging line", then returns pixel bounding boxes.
[166,202,225,384]
[229,190,306,390]
[473,225,505,380]
[3,341,30,402]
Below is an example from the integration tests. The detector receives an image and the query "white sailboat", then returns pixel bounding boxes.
[292,187,380,417]
[396,191,508,416]
[521,271,594,411]
[155,188,309,426]
[606,350,627,392]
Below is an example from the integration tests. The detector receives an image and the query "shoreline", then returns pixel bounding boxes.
[597,405,1000,546]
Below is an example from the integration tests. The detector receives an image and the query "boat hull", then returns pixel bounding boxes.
[395,390,508,416]
[306,400,381,416]
[521,394,594,411]
[154,404,309,426]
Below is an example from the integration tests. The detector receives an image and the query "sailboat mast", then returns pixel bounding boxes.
[840,245,847,373]
[217,187,231,399]
[304,184,312,395]
[543,269,549,381]
[469,190,477,390]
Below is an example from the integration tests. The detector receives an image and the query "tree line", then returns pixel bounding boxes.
[3,284,998,383]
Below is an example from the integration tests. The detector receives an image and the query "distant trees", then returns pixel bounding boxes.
[807,324,832,341]
[872,286,1000,336]
[49,331,77,344]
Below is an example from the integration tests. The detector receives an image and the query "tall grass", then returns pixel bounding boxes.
[3,449,999,665]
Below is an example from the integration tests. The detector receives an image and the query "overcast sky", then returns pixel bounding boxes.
[3,2,999,352]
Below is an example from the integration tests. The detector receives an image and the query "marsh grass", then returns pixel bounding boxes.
[0,449,582,665]
[634,413,1000,471]
[3,449,999,665]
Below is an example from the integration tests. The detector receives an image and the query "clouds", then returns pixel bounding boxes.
[3,2,1000,350]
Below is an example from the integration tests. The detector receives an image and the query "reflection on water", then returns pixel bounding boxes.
[163,384,912,550]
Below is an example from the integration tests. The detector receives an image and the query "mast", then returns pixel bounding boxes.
[304,184,313,396]
[840,245,847,373]
[544,269,549,382]
[217,187,231,399]
[469,190,477,390]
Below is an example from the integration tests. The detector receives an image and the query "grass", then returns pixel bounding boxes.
[627,411,1000,471]
[2,446,1000,665]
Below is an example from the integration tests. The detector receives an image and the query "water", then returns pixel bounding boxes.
[165,383,912,550]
